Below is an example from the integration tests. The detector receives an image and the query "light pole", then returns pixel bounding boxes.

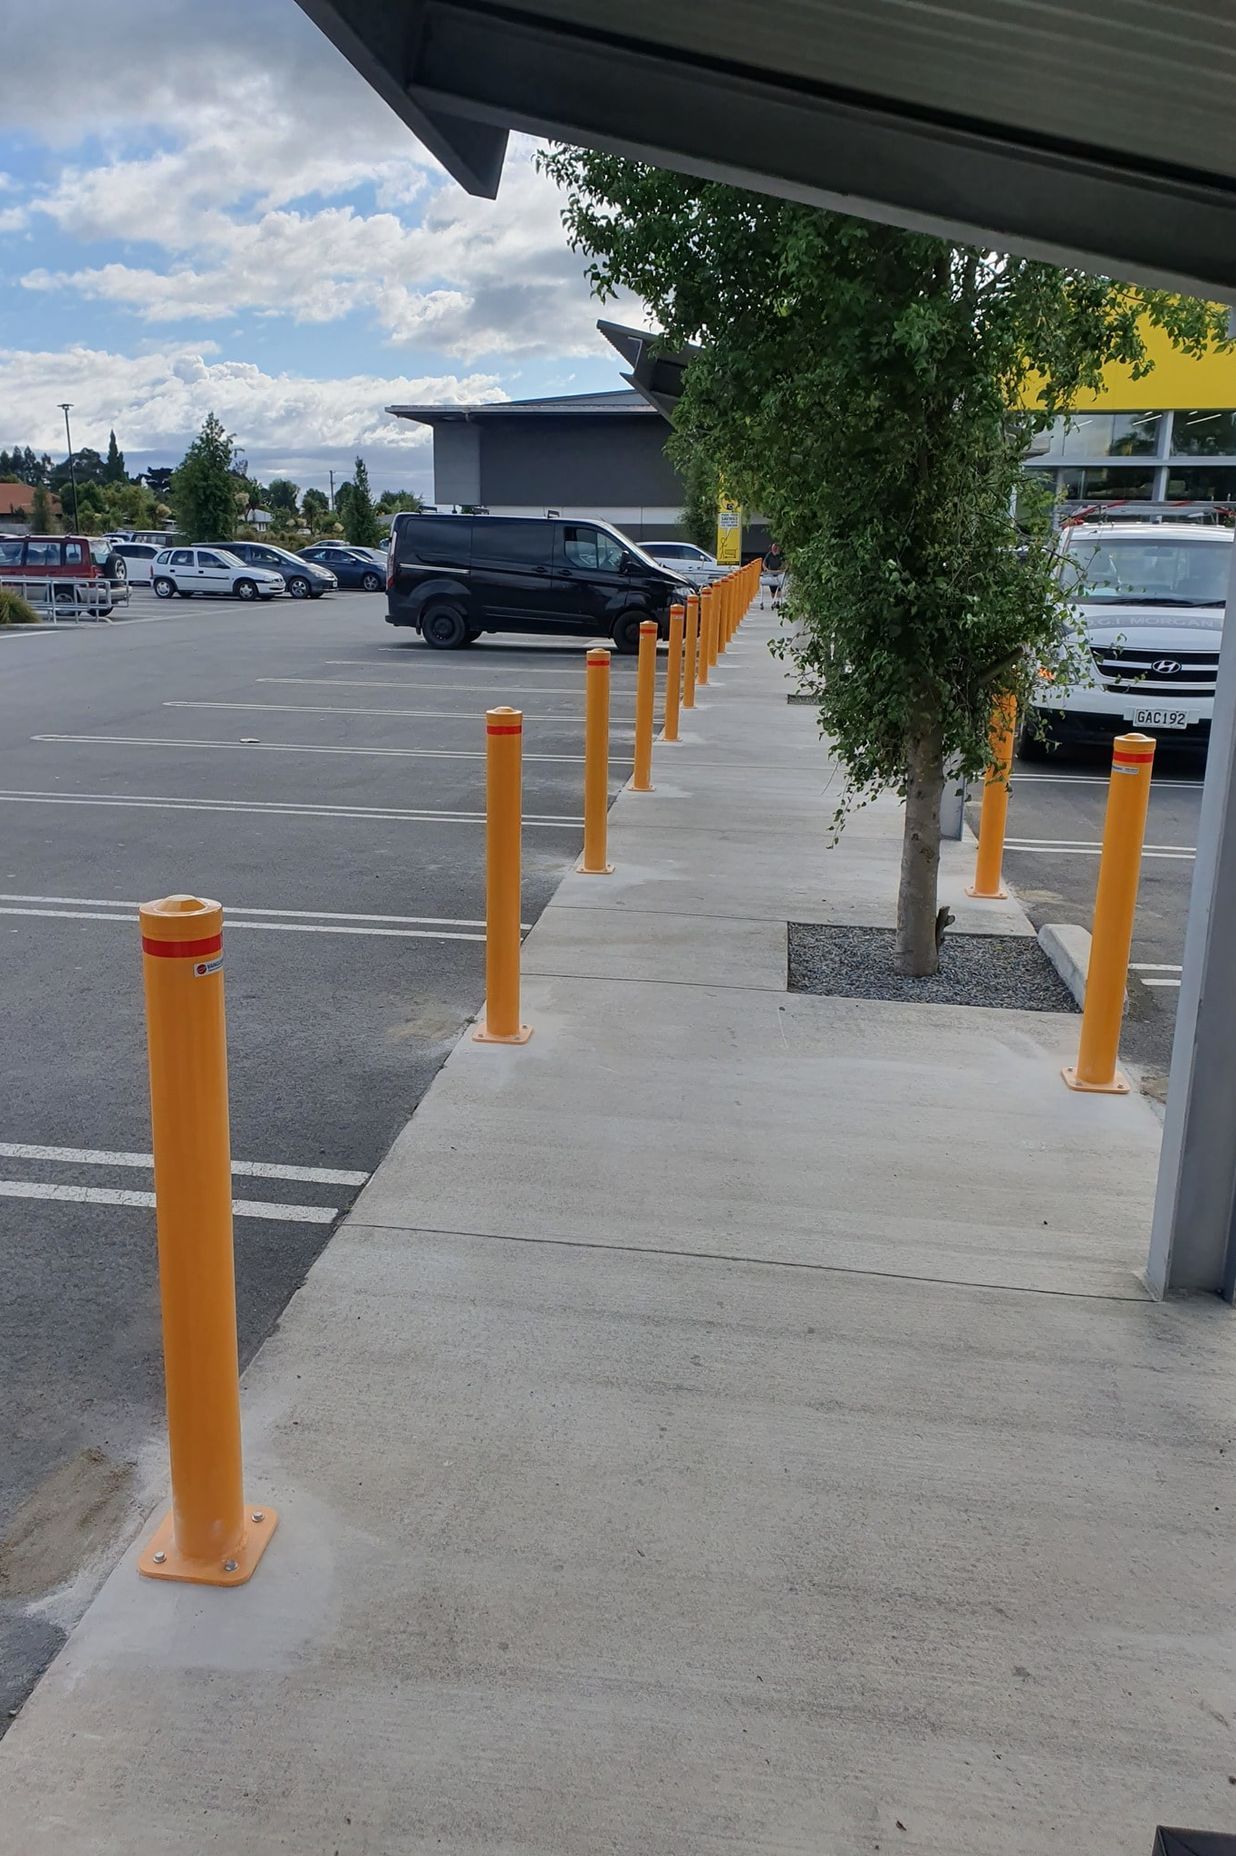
[58,403,79,531]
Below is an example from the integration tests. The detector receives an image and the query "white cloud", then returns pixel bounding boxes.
[0,343,507,491]
[23,142,644,363]
[0,205,26,234]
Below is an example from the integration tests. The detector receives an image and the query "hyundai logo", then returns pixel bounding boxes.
[1152,659,1182,676]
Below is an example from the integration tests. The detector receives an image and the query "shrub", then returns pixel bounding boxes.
[0,588,40,626]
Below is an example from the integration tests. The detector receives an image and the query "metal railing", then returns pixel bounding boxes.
[0,574,119,623]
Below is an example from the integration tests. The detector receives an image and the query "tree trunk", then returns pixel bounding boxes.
[894,711,946,977]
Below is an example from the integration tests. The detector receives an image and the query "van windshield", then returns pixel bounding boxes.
[1063,535,1232,606]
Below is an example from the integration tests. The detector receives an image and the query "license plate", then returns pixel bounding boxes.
[1127,707,1189,730]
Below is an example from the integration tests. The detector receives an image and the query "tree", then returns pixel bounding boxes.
[266,478,300,519]
[51,446,105,492]
[680,448,721,554]
[71,481,108,533]
[376,488,424,516]
[170,412,240,542]
[30,483,55,531]
[343,457,381,547]
[539,147,1231,974]
[104,429,126,483]
[301,487,330,529]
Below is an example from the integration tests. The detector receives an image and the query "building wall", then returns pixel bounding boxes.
[434,422,482,504]
[474,414,684,509]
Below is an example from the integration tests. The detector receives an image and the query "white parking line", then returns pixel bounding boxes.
[0,789,583,829]
[0,905,487,942]
[0,893,525,930]
[1005,838,1195,860]
[324,660,594,676]
[1013,773,1203,791]
[0,1180,336,1223]
[1130,962,1183,973]
[166,700,592,723]
[1140,978,1182,989]
[0,1142,367,1186]
[34,733,589,765]
[257,678,627,699]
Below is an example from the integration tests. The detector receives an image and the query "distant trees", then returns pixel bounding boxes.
[171,413,240,542]
[30,484,55,531]
[302,487,330,529]
[104,429,126,483]
[266,478,300,519]
[342,456,381,547]
[376,488,423,516]
[0,446,53,485]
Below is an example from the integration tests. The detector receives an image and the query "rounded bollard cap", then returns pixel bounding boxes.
[139,895,222,941]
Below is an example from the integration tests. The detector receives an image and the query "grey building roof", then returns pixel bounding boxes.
[388,389,657,426]
[294,0,1236,299]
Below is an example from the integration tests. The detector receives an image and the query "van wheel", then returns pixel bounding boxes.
[422,606,468,649]
[612,610,644,654]
[153,577,176,599]
[234,578,258,602]
[361,572,382,592]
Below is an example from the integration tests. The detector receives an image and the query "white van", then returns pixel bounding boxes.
[1024,521,1233,757]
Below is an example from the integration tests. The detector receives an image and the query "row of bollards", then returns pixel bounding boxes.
[968,702,1157,1095]
[133,559,764,1590]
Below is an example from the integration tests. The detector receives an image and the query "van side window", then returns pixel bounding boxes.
[563,526,625,572]
[0,538,23,566]
[471,522,552,569]
[400,517,470,568]
[63,541,86,567]
[24,539,60,568]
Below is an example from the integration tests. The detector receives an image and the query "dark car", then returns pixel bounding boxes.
[299,543,386,591]
[386,513,689,651]
[220,541,336,599]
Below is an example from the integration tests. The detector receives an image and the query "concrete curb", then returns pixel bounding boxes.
[1037,922,1091,1008]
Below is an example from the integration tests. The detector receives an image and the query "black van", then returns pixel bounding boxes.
[386,513,688,651]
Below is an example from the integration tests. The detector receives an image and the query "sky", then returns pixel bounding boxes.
[0,0,646,497]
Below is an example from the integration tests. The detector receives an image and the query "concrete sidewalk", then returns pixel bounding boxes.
[4,607,1235,1855]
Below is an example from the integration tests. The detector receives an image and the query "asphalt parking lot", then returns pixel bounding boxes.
[0,584,650,1715]
[970,741,1205,1088]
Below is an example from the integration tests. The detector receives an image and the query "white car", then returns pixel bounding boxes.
[112,541,161,585]
[1025,521,1233,757]
[152,546,285,602]
[640,540,729,586]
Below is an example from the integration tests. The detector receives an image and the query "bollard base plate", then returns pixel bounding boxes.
[138,1503,278,1586]
[576,860,614,875]
[473,1023,533,1044]
[965,883,1009,899]
[1062,1065,1131,1095]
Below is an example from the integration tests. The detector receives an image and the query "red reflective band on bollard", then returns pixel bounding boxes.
[141,933,224,960]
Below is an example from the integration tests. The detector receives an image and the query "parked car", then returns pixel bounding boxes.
[0,532,129,606]
[386,513,689,651]
[111,541,161,585]
[222,541,336,599]
[1023,521,1233,757]
[640,540,728,586]
[299,543,386,591]
[151,546,285,602]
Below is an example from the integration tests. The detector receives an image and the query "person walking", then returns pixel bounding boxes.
[762,541,786,607]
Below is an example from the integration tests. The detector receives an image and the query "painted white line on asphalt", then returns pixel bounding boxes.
[0,790,583,829]
[0,906,485,942]
[324,660,592,676]
[34,733,589,765]
[1130,962,1183,973]
[260,678,619,698]
[1005,836,1196,852]
[0,1142,368,1186]
[1005,841,1195,860]
[0,893,523,930]
[0,1180,337,1223]
[1013,773,1202,791]
[1140,978,1182,989]
[167,700,588,724]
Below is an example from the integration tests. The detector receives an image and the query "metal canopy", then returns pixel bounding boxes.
[295,0,1236,299]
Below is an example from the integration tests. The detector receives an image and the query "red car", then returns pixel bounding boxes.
[0,533,129,606]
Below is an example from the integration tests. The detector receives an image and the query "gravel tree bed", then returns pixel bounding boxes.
[787,923,1079,1012]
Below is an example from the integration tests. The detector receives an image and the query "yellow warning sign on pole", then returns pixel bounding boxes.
[715,497,742,566]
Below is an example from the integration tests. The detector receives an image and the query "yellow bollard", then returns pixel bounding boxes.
[966,693,1017,899]
[664,603,684,743]
[578,648,613,875]
[632,619,658,792]
[1064,732,1156,1094]
[716,577,729,654]
[138,895,276,1587]
[474,707,532,1043]
[683,593,700,711]
[698,587,713,686]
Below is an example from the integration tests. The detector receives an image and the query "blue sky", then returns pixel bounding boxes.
[0,0,644,495]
